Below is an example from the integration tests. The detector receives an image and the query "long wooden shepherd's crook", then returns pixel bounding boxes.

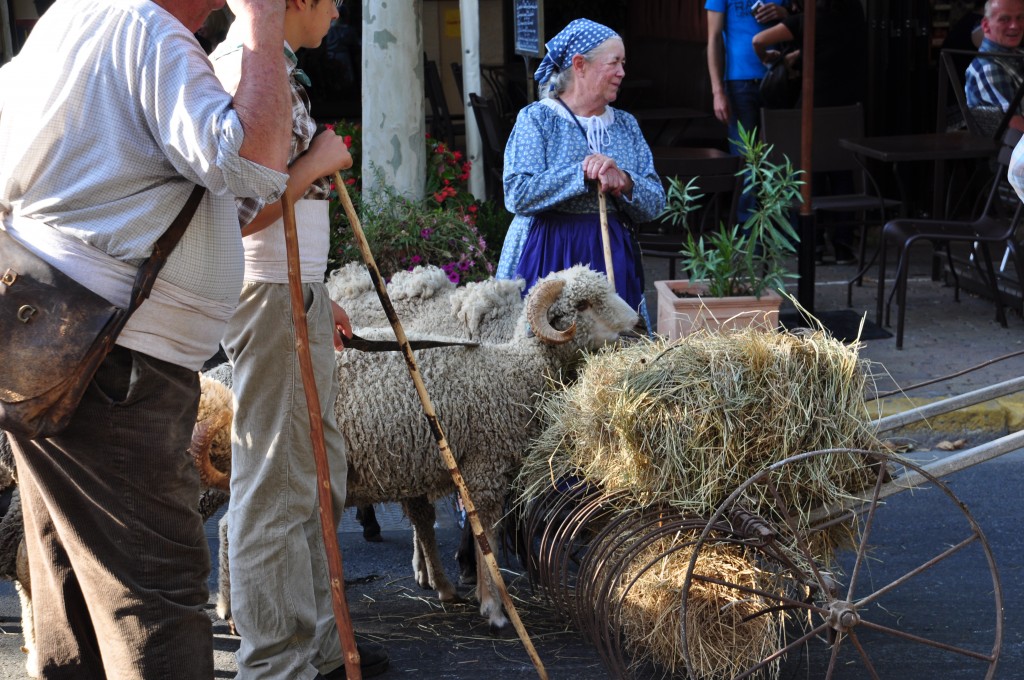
[280,190,362,680]
[597,191,615,289]
[334,173,549,680]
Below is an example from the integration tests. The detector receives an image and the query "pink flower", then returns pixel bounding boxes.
[410,254,423,264]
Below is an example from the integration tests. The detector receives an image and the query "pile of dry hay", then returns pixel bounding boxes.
[517,328,882,518]
[515,329,886,678]
[616,535,784,679]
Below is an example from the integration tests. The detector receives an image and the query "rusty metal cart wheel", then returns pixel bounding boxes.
[681,449,1003,680]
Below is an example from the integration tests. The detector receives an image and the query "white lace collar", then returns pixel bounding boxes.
[541,98,615,154]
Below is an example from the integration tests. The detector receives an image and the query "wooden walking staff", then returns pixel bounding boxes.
[334,173,549,680]
[280,190,362,680]
[597,190,615,289]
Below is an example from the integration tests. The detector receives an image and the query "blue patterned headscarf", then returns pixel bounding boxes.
[533,18,620,90]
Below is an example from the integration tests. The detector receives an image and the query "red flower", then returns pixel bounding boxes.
[453,151,463,161]
[325,123,335,132]
[343,135,353,148]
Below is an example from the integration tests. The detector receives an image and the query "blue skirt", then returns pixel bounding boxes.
[514,211,645,312]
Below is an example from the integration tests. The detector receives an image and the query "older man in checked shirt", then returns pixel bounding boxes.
[966,0,1024,133]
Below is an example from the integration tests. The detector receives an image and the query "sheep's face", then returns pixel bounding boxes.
[528,266,639,348]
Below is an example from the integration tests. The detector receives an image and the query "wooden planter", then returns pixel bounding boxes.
[654,280,783,340]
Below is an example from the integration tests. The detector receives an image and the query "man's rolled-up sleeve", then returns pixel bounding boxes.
[214,107,288,202]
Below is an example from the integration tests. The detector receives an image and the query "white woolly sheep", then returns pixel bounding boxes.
[328,263,528,577]
[326,262,525,342]
[197,265,639,634]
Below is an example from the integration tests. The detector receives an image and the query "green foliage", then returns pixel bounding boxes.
[658,124,803,299]
[324,124,504,284]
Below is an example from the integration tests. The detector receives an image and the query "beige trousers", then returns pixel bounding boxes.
[222,281,348,680]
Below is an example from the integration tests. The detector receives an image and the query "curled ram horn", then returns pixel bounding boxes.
[189,412,231,492]
[526,278,576,345]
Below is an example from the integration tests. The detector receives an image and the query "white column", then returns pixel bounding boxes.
[362,0,426,200]
[458,0,485,200]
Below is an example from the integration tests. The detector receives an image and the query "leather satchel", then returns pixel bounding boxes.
[0,185,206,438]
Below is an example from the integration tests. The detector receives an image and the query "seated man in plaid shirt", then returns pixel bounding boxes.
[965,0,1024,134]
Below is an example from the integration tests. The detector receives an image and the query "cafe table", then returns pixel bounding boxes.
[839,132,1000,281]
[838,132,999,220]
[633,107,712,147]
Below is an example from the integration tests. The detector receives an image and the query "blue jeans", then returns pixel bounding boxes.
[726,79,764,226]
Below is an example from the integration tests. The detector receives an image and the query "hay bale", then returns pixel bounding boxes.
[517,330,882,523]
[514,330,886,677]
[616,533,782,679]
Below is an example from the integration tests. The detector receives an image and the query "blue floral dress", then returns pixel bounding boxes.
[497,98,665,321]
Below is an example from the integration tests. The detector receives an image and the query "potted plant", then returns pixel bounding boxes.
[654,125,803,339]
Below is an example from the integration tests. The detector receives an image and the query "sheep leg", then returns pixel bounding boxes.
[355,504,382,543]
[402,498,457,602]
[474,512,511,636]
[456,521,476,585]
[216,515,235,636]
[15,537,37,678]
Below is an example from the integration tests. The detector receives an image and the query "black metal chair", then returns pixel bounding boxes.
[467,92,509,202]
[939,49,1024,141]
[760,103,901,286]
[424,57,464,149]
[876,127,1024,349]
[636,147,742,280]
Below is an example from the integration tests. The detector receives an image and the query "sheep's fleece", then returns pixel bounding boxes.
[205,265,640,633]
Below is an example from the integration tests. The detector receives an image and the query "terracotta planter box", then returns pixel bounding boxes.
[654,280,783,340]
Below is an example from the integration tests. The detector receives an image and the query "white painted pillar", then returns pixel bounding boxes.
[458,0,485,200]
[362,0,426,200]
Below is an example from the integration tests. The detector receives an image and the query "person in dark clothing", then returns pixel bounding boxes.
[751,0,868,265]
[751,0,867,107]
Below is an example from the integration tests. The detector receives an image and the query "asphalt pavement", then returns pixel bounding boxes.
[1,247,1023,679]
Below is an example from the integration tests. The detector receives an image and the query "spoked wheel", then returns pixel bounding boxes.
[681,449,1003,680]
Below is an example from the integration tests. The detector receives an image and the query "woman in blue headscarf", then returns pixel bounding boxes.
[496,18,665,329]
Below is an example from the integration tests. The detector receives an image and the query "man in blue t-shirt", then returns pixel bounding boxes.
[706,0,791,226]
[706,0,792,154]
